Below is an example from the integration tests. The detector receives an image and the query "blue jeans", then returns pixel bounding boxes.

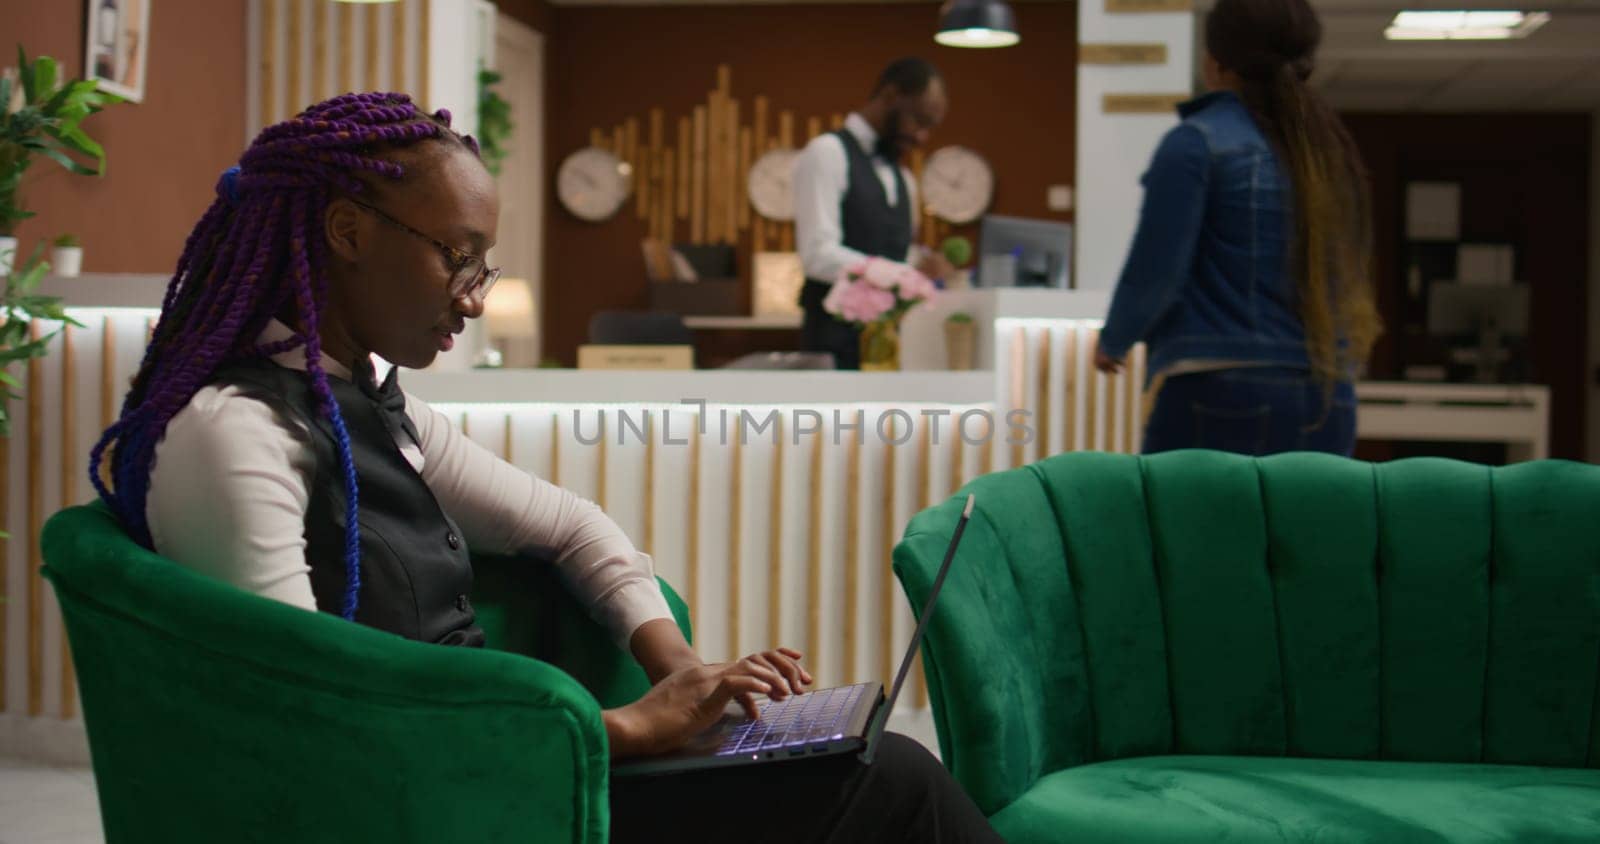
[1142,367,1357,456]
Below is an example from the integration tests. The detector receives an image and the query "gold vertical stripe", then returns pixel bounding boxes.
[1009,328,1026,469]
[677,117,691,220]
[391,0,406,97]
[915,417,932,709]
[1062,325,1080,451]
[806,116,822,143]
[286,0,302,112]
[27,321,44,716]
[502,414,514,463]
[418,0,431,104]
[951,417,965,495]
[687,416,700,623]
[262,0,279,125]
[1085,327,1101,450]
[643,412,655,554]
[99,317,114,493]
[59,324,77,718]
[692,106,707,244]
[738,126,753,231]
[844,428,860,682]
[339,3,356,97]
[767,418,783,650]
[727,424,741,659]
[1126,345,1144,453]
[1037,329,1053,461]
[548,411,560,487]
[365,3,381,92]
[312,0,329,100]
[880,417,897,687]
[596,412,608,512]
[806,430,823,681]
[981,412,995,476]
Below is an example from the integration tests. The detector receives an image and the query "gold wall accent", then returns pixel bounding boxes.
[1106,0,1193,11]
[1103,93,1188,114]
[880,418,897,687]
[844,429,861,682]
[1079,43,1168,64]
[27,322,44,716]
[767,417,783,651]
[726,422,742,657]
[59,324,77,719]
[806,428,823,681]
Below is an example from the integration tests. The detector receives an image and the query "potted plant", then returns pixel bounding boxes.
[476,67,513,177]
[940,235,974,289]
[51,232,80,276]
[1,47,120,436]
[944,311,976,371]
[823,257,938,371]
[1,47,119,275]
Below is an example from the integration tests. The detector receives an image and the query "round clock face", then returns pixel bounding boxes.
[557,146,632,222]
[747,148,799,221]
[920,146,994,225]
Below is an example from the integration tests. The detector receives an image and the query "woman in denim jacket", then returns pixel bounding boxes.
[1095,0,1381,455]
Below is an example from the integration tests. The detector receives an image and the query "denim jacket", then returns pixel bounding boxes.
[1100,91,1310,381]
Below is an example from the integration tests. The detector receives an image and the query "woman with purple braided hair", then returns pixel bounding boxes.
[88,92,997,843]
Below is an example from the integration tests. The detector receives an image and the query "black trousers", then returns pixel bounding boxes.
[799,281,861,371]
[609,733,1001,843]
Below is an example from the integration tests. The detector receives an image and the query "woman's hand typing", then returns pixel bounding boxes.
[605,648,813,758]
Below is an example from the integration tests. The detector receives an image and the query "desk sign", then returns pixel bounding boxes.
[1103,93,1188,114]
[1106,0,1192,12]
[1080,44,1168,65]
[577,344,695,370]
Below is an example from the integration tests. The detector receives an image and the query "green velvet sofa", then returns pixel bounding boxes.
[40,503,692,844]
[893,451,1600,843]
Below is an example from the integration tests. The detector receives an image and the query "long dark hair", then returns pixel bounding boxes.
[90,92,478,620]
[1206,0,1381,383]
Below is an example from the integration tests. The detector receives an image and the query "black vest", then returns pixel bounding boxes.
[804,128,914,285]
[209,359,484,647]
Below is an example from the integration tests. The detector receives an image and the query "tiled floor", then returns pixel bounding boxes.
[0,757,103,844]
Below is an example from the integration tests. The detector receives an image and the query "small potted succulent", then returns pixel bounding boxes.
[50,232,81,276]
[944,311,976,371]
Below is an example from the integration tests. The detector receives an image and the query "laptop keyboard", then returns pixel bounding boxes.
[713,683,870,756]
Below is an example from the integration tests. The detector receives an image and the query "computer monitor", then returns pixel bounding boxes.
[974,215,1073,289]
[1426,282,1529,339]
[1426,282,1529,383]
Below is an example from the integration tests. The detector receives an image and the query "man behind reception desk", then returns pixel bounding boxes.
[794,57,955,369]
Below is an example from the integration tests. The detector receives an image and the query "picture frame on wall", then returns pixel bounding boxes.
[84,0,150,103]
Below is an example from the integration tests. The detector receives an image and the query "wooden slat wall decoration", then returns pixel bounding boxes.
[252,0,433,135]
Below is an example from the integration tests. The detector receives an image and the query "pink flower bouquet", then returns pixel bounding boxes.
[821,257,938,327]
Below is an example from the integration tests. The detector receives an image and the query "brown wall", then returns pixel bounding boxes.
[3,0,246,273]
[1343,112,1591,461]
[542,3,1077,365]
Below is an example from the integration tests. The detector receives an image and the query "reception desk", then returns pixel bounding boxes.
[0,275,1553,762]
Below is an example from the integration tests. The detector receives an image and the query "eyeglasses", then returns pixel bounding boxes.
[348,198,501,301]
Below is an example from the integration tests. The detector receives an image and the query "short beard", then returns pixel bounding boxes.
[875,108,905,162]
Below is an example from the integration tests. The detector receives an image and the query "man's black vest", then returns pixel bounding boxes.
[210,359,483,646]
[804,128,914,284]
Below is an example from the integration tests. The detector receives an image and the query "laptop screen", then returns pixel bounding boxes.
[861,493,975,761]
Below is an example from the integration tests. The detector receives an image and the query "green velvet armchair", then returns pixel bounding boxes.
[894,451,1600,843]
[40,503,692,844]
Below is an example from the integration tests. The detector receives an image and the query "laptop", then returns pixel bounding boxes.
[612,493,975,777]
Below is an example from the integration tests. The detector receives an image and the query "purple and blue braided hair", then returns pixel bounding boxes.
[89,92,481,621]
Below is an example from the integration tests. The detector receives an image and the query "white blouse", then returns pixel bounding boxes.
[145,322,674,647]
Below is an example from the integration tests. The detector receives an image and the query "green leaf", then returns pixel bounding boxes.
[16,46,34,102]
[49,125,104,162]
[0,370,17,387]
[28,56,59,104]
[34,143,97,176]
